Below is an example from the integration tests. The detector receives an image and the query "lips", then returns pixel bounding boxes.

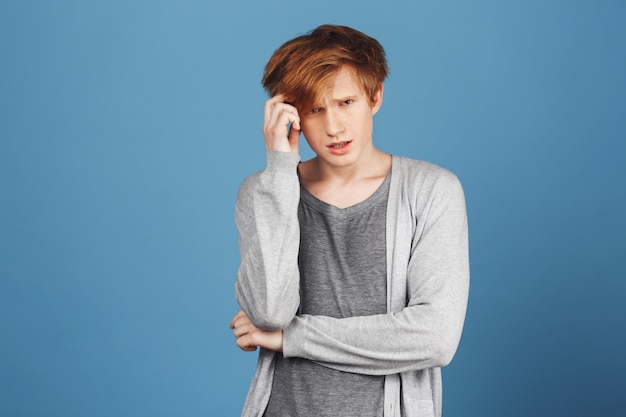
[326,140,352,155]
[327,140,352,149]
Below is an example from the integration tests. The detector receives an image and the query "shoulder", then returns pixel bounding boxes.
[390,156,467,227]
[392,155,463,195]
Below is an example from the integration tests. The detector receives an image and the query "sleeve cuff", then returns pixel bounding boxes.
[265,151,300,175]
[281,317,304,359]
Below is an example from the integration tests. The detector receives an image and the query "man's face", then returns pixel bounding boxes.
[300,66,382,169]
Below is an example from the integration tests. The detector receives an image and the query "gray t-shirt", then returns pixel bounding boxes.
[263,173,390,417]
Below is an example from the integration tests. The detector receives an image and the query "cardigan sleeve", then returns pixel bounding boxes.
[234,151,301,330]
[282,170,469,375]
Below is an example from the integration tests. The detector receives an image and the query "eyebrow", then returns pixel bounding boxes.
[313,95,358,107]
[335,95,357,101]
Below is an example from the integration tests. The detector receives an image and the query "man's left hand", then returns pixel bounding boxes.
[230,310,284,352]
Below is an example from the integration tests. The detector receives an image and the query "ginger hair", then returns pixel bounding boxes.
[262,25,389,112]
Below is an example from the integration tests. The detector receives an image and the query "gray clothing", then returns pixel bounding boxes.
[235,151,469,417]
[263,173,390,417]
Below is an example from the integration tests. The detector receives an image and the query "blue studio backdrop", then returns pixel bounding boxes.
[1,1,625,416]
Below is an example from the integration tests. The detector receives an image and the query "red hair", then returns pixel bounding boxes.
[262,25,389,112]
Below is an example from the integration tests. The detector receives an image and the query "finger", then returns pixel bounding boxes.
[264,95,292,127]
[274,110,301,144]
[264,94,285,128]
[268,100,297,122]
[288,122,301,143]
[233,323,253,338]
[231,315,251,331]
[267,103,297,131]
[229,310,248,328]
[240,346,257,352]
[236,334,259,352]
[285,108,300,127]
[229,310,241,328]
[269,94,285,104]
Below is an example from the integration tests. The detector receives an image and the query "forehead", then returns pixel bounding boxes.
[327,66,363,94]
[316,66,365,101]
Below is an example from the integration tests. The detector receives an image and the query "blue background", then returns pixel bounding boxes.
[1,1,625,416]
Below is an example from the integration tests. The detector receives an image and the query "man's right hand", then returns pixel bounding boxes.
[263,94,301,154]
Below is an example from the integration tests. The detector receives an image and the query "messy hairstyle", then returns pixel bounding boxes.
[262,24,389,112]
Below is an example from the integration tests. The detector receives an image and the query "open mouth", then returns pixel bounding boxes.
[328,141,352,149]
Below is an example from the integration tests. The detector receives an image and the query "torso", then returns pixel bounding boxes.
[263,170,391,417]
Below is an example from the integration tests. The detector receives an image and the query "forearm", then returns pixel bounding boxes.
[235,151,301,330]
[282,288,468,375]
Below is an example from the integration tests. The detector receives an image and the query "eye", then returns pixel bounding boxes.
[311,107,322,114]
[342,99,353,105]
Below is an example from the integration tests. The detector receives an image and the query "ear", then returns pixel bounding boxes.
[370,83,384,116]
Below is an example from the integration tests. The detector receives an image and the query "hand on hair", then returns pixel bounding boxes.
[263,94,301,154]
[230,310,284,352]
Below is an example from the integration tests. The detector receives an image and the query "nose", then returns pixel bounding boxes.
[325,108,344,137]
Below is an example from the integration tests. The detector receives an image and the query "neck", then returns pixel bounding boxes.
[298,145,392,209]
[311,146,390,183]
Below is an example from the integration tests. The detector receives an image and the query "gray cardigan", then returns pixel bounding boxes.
[235,151,469,417]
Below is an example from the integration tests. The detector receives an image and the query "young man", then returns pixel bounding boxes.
[230,25,469,417]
